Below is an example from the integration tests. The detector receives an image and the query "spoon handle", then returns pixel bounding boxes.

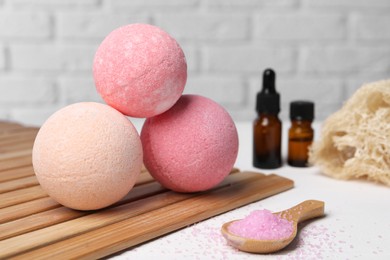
[277,200,325,223]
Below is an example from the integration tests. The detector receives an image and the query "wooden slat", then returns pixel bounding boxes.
[0,197,60,224]
[0,170,156,223]
[0,149,32,161]
[0,128,38,144]
[0,181,167,240]
[0,166,34,182]
[10,173,293,259]
[0,170,237,239]
[0,122,24,133]
[0,137,36,150]
[0,140,35,153]
[0,185,47,209]
[0,121,295,259]
[136,169,156,184]
[0,172,265,258]
[0,173,247,240]
[0,176,38,194]
[0,189,191,258]
[0,155,32,169]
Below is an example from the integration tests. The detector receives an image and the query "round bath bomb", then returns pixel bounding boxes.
[141,94,239,192]
[93,23,187,118]
[32,102,143,210]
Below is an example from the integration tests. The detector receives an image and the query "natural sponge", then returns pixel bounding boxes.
[309,80,390,186]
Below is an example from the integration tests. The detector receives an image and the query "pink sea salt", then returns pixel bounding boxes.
[228,209,294,240]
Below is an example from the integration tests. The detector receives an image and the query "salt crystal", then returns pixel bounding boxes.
[228,209,294,240]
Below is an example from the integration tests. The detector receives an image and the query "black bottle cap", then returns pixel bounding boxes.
[256,69,280,114]
[290,101,315,121]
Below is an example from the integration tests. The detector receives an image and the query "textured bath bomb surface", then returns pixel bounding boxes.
[93,23,187,118]
[32,102,143,210]
[141,95,239,192]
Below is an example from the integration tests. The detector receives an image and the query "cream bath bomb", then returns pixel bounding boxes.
[32,102,143,210]
[93,23,187,118]
[141,95,239,192]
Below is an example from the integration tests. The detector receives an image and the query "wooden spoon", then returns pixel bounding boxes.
[221,200,325,254]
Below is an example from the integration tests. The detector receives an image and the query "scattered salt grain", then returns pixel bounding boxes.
[228,209,294,240]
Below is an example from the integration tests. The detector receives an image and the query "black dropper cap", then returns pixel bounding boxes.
[256,68,280,114]
[290,101,314,121]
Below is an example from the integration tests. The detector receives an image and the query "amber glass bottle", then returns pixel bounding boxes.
[253,69,282,169]
[288,101,314,167]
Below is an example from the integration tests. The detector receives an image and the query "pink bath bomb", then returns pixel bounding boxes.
[32,102,143,210]
[141,95,239,192]
[93,23,187,118]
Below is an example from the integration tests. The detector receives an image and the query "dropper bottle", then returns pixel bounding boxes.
[253,68,282,169]
[287,101,314,167]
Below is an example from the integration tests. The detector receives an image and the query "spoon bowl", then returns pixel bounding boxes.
[221,200,325,253]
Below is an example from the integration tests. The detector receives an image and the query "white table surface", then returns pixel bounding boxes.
[112,121,390,260]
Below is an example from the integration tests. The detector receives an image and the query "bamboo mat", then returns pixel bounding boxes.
[0,121,294,259]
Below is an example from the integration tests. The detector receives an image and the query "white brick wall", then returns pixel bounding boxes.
[0,45,5,70]
[206,47,296,73]
[57,13,150,40]
[0,0,389,126]
[0,75,55,104]
[0,12,50,39]
[254,13,346,40]
[10,44,96,72]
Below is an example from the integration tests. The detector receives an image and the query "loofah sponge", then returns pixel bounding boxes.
[309,80,390,186]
